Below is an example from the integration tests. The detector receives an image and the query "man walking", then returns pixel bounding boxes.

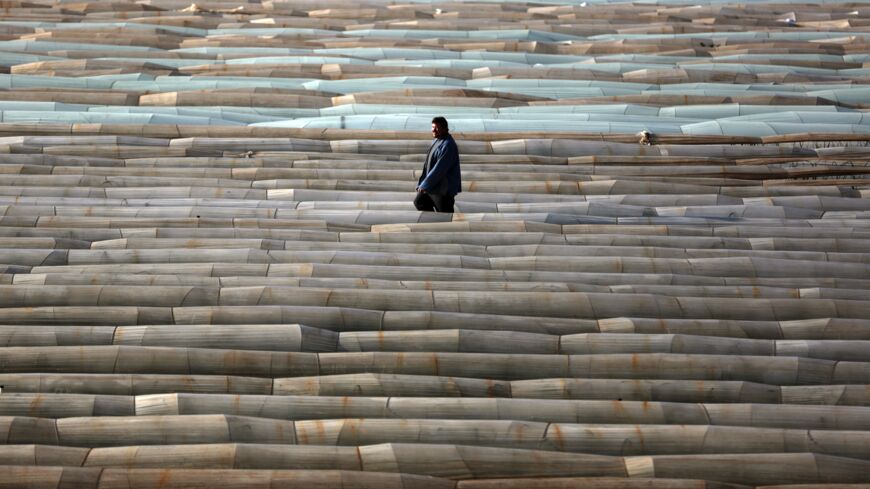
[415,116,461,213]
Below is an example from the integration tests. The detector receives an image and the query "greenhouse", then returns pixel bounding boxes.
[0,0,869,487]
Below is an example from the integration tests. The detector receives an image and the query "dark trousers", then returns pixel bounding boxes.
[414,192,455,213]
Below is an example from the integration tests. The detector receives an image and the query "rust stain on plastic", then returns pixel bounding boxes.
[395,352,405,370]
[485,379,497,397]
[156,469,172,488]
[656,318,668,333]
[430,353,439,375]
[28,394,44,416]
[222,350,239,369]
[550,423,565,450]
[634,425,647,452]
[297,422,309,444]
[303,377,317,395]
[514,422,525,442]
[347,419,360,443]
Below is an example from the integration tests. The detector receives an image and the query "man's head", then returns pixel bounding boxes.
[431,116,449,139]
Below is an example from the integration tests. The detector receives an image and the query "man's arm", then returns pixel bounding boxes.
[418,141,458,192]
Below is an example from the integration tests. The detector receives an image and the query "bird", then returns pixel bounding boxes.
[638,130,654,146]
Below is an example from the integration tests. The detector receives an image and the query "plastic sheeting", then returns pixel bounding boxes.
[0,2,865,135]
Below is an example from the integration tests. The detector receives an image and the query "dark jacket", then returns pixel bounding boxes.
[418,134,461,196]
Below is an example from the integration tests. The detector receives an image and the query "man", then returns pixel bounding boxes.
[414,116,461,213]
